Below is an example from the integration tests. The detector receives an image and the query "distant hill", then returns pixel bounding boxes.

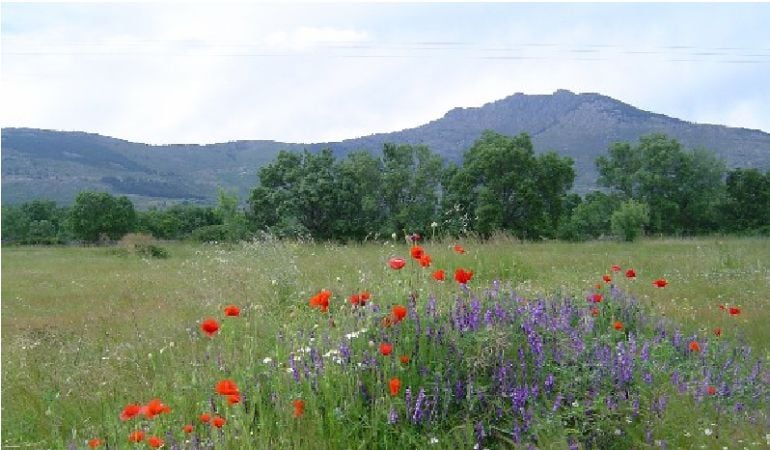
[3,89,770,207]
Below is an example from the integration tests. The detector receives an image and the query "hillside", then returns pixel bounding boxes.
[3,90,770,206]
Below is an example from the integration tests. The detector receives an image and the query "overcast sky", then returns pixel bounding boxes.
[2,3,769,144]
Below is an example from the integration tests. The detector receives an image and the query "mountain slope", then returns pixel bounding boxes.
[3,90,770,206]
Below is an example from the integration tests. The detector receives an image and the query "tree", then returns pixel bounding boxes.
[611,200,650,242]
[69,192,136,242]
[558,192,621,241]
[723,168,770,232]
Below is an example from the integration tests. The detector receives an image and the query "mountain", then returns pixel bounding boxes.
[3,90,770,207]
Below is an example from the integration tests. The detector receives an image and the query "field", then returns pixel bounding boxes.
[2,237,769,449]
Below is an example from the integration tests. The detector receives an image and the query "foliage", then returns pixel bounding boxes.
[722,168,770,233]
[69,192,136,242]
[558,192,622,241]
[610,199,650,241]
[1,200,69,244]
[136,204,221,240]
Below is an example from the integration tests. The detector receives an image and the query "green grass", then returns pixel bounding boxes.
[2,237,769,448]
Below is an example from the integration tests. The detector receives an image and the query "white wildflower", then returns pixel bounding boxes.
[704,428,713,436]
[429,437,439,444]
[263,357,273,364]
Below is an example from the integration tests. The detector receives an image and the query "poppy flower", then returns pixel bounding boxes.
[728,307,741,316]
[688,341,701,352]
[360,291,371,302]
[409,233,421,243]
[454,268,474,285]
[389,378,402,396]
[713,327,722,337]
[400,355,410,365]
[380,342,393,356]
[128,430,145,443]
[613,321,623,331]
[432,269,445,281]
[653,278,668,288]
[148,436,164,448]
[410,245,425,260]
[201,318,220,337]
[199,413,211,423]
[144,398,171,419]
[119,403,141,421]
[392,305,407,322]
[591,293,603,303]
[625,268,636,279]
[419,254,432,268]
[224,305,240,317]
[228,394,240,405]
[602,274,611,283]
[216,379,240,396]
[88,438,102,448]
[718,304,726,311]
[293,399,305,418]
[590,307,600,317]
[349,294,361,306]
[707,385,717,395]
[309,289,331,313]
[453,244,465,254]
[212,416,226,428]
[388,257,406,270]
[611,265,621,272]
[183,424,194,434]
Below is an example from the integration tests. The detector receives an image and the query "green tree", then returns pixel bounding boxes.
[216,188,249,242]
[611,200,650,242]
[334,151,386,240]
[723,168,770,232]
[69,192,136,242]
[558,192,621,241]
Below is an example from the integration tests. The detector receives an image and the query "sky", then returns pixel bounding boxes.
[2,2,770,144]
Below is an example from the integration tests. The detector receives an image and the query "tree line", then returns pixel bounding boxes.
[3,132,769,245]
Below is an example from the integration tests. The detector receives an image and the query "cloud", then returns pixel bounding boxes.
[264,27,370,51]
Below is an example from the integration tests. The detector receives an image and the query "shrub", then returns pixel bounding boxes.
[611,200,650,241]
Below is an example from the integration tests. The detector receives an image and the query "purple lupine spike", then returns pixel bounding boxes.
[388,405,399,425]
[426,295,437,319]
[405,387,413,417]
[545,373,555,393]
[474,421,485,446]
[289,353,300,382]
[568,437,578,450]
[412,388,427,423]
[339,342,351,363]
[454,379,464,402]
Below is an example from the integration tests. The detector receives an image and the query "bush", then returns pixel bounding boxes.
[117,233,169,258]
[189,224,229,243]
[611,200,650,241]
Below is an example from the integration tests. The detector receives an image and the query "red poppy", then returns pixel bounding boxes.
[718,304,726,311]
[611,265,621,272]
[602,274,611,283]
[201,318,220,337]
[349,293,361,306]
[625,268,636,279]
[216,379,240,396]
[590,307,600,317]
[653,278,668,288]
[613,321,623,331]
[728,307,741,316]
[119,403,141,421]
[392,305,407,322]
[688,341,701,352]
[380,342,393,356]
[410,246,425,260]
[212,416,226,428]
[148,436,164,448]
[400,355,410,365]
[713,327,722,337]
[199,413,211,423]
[309,289,331,313]
[228,394,240,405]
[707,385,717,395]
[183,424,194,433]
[128,430,145,443]
[454,268,474,284]
[419,254,432,268]
[360,291,371,302]
[293,399,305,418]
[432,269,445,281]
[224,305,240,317]
[591,293,603,303]
[453,244,465,254]
[388,257,406,270]
[88,438,102,448]
[389,378,402,396]
[144,398,171,419]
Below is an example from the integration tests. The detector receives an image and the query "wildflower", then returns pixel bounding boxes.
[453,244,465,254]
[119,403,141,421]
[454,268,474,285]
[602,274,612,283]
[88,438,102,448]
[199,413,211,423]
[128,430,145,443]
[410,245,425,260]
[388,257,406,270]
[400,355,410,365]
[431,222,438,228]
[419,254,432,268]
[432,269,445,281]
[183,424,193,433]
[380,343,393,356]
[410,233,421,242]
[381,316,394,327]
[611,265,621,272]
[216,379,240,396]
[309,289,331,313]
[224,305,240,317]
[228,394,241,405]
[653,278,668,288]
[144,398,171,419]
[591,293,603,303]
[293,399,305,418]
[392,305,407,322]
[591,307,600,317]
[429,437,439,444]
[614,321,623,331]
[148,436,164,448]
[713,327,722,337]
[360,291,371,303]
[625,268,636,279]
[728,307,741,316]
[689,341,701,352]
[704,428,713,436]
[212,415,226,428]
[707,385,717,395]
[389,378,402,396]
[349,294,361,306]
[201,318,220,337]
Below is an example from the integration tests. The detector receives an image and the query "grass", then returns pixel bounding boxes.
[2,236,769,449]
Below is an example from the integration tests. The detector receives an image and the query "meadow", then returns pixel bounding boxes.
[2,236,769,449]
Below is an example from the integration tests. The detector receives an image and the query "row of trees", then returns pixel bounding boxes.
[2,132,769,244]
